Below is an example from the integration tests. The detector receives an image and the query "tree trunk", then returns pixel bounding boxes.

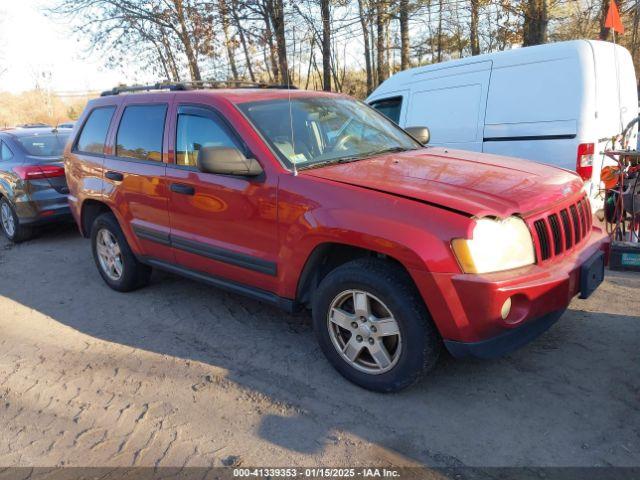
[632,0,640,60]
[172,0,201,81]
[470,0,480,55]
[320,0,331,91]
[231,0,256,82]
[437,0,443,62]
[268,0,289,85]
[399,0,410,69]
[599,0,611,40]
[160,27,181,81]
[219,0,238,80]
[523,0,548,46]
[376,0,388,84]
[261,5,279,83]
[358,0,374,94]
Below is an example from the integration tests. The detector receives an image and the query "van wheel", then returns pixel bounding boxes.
[0,198,32,243]
[312,258,441,392]
[91,212,151,292]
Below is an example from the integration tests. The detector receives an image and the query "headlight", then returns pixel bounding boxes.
[451,216,535,274]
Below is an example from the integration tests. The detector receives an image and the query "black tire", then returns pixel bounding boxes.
[90,212,151,292]
[312,258,441,393]
[0,198,33,243]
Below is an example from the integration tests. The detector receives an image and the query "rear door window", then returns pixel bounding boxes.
[76,106,116,154]
[370,97,403,124]
[116,104,167,162]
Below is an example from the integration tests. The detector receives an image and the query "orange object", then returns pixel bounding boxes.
[605,1,624,35]
[601,165,620,189]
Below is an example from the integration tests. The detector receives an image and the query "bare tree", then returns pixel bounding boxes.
[470,0,481,55]
[376,0,390,84]
[320,0,332,90]
[523,0,548,46]
[399,0,410,69]
[358,0,374,93]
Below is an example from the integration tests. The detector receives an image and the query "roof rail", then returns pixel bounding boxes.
[100,80,297,97]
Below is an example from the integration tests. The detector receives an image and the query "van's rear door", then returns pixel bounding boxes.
[590,41,638,174]
[404,60,492,152]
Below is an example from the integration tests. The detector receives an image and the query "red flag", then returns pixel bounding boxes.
[604,0,624,35]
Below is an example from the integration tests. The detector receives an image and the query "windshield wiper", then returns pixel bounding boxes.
[298,147,415,171]
[370,146,415,156]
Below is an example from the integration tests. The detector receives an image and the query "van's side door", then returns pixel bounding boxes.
[405,61,492,152]
[165,103,280,294]
[102,96,174,262]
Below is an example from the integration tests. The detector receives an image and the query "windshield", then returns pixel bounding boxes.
[238,97,420,169]
[16,133,70,157]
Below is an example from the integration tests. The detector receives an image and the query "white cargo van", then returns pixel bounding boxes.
[367,40,638,210]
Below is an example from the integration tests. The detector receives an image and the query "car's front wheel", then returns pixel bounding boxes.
[312,258,441,392]
[0,198,32,243]
[91,212,151,292]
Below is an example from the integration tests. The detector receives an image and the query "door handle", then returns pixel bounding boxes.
[171,183,195,195]
[105,171,124,181]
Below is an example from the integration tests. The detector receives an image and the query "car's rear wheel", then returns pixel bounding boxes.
[91,212,151,292]
[312,258,441,392]
[0,199,32,243]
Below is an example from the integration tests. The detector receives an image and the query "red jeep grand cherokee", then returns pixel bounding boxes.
[65,84,608,392]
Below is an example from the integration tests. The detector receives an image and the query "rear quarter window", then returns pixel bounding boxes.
[76,106,116,154]
[0,141,13,161]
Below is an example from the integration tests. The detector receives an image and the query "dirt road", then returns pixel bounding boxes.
[0,225,638,468]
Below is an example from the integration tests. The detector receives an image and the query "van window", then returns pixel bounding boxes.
[76,106,116,154]
[176,113,238,167]
[0,142,13,161]
[370,97,402,124]
[116,105,167,162]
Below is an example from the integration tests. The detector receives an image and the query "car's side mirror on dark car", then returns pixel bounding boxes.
[405,126,430,145]
[197,146,263,177]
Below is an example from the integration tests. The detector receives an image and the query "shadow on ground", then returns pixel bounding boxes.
[0,224,638,467]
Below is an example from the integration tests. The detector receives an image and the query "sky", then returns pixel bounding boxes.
[0,0,146,94]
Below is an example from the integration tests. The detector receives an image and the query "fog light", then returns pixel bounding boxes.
[501,297,512,320]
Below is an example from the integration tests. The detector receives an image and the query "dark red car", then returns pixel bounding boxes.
[65,84,608,392]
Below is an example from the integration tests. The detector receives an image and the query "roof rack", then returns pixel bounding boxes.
[100,80,297,97]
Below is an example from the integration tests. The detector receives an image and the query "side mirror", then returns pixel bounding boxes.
[405,126,430,145]
[197,146,263,177]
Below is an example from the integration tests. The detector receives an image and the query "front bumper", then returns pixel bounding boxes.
[409,226,609,358]
[443,310,564,359]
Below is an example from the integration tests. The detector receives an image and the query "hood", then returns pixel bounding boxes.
[301,147,584,218]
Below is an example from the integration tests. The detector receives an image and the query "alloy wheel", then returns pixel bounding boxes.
[1,203,15,238]
[327,289,402,374]
[96,228,124,281]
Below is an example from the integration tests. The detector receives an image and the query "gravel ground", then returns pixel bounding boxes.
[0,224,638,468]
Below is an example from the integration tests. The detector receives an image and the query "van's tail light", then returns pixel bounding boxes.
[13,165,65,180]
[576,143,594,181]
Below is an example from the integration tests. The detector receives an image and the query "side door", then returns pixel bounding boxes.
[102,98,174,262]
[405,61,492,152]
[165,103,280,294]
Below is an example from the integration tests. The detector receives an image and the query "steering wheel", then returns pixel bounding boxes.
[332,133,358,152]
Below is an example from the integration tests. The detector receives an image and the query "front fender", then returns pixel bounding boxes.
[275,173,470,299]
